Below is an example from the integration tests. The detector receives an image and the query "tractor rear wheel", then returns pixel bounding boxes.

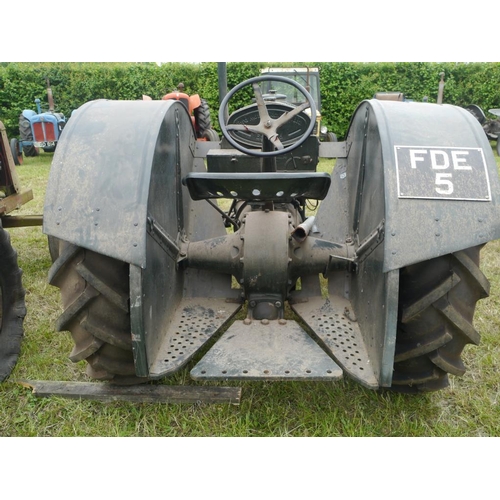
[19,115,39,157]
[48,240,146,385]
[0,221,26,381]
[194,99,215,139]
[391,245,489,393]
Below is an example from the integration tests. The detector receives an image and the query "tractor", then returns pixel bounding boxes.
[143,82,219,142]
[466,105,500,156]
[42,66,500,393]
[260,67,337,142]
[10,79,66,165]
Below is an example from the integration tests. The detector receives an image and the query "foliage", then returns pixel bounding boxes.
[1,61,499,139]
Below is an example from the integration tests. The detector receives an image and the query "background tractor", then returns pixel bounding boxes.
[10,79,66,165]
[466,104,500,156]
[143,82,219,141]
[259,67,337,142]
[42,64,500,393]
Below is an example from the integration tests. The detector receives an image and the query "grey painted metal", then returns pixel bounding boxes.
[127,102,241,378]
[44,98,241,379]
[311,98,500,387]
[356,99,500,273]
[191,319,343,381]
[43,99,190,269]
[291,296,379,389]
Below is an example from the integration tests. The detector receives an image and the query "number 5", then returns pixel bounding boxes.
[435,173,453,195]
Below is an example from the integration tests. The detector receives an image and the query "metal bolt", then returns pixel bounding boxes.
[275,301,282,308]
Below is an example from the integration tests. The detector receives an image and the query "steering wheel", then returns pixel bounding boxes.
[219,75,317,157]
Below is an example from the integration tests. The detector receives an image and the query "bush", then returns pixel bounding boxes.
[1,62,499,139]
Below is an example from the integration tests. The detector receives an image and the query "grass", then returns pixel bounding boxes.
[1,147,500,440]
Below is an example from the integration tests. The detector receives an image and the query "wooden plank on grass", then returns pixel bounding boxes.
[18,380,241,405]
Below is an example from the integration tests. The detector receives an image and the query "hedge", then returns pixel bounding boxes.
[1,62,499,140]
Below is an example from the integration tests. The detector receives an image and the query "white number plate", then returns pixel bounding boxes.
[34,141,56,148]
[395,146,491,201]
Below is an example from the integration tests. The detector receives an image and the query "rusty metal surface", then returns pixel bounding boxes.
[191,319,343,381]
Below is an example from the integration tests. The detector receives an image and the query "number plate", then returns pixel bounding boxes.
[34,141,55,148]
[395,146,491,201]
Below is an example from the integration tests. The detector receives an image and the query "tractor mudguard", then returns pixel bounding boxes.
[43,99,198,268]
[312,98,500,387]
[44,98,240,380]
[21,109,36,120]
[327,99,500,273]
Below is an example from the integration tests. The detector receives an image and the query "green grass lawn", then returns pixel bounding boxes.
[1,147,500,439]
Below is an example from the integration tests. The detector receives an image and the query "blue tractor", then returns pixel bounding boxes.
[10,79,66,165]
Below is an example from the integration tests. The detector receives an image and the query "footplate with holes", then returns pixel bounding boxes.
[291,297,379,389]
[147,298,241,379]
[190,319,343,381]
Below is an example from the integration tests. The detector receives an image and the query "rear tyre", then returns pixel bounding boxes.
[391,245,489,393]
[18,115,39,157]
[0,221,26,382]
[194,99,214,139]
[48,240,147,385]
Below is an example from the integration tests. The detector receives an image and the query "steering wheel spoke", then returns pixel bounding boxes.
[226,123,260,133]
[266,133,285,150]
[272,102,311,130]
[252,83,273,124]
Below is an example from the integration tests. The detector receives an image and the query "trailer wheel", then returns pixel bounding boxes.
[0,221,26,382]
[48,241,147,385]
[391,245,489,393]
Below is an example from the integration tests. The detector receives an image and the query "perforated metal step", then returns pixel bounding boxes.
[291,297,379,389]
[148,298,241,378]
[190,319,343,381]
